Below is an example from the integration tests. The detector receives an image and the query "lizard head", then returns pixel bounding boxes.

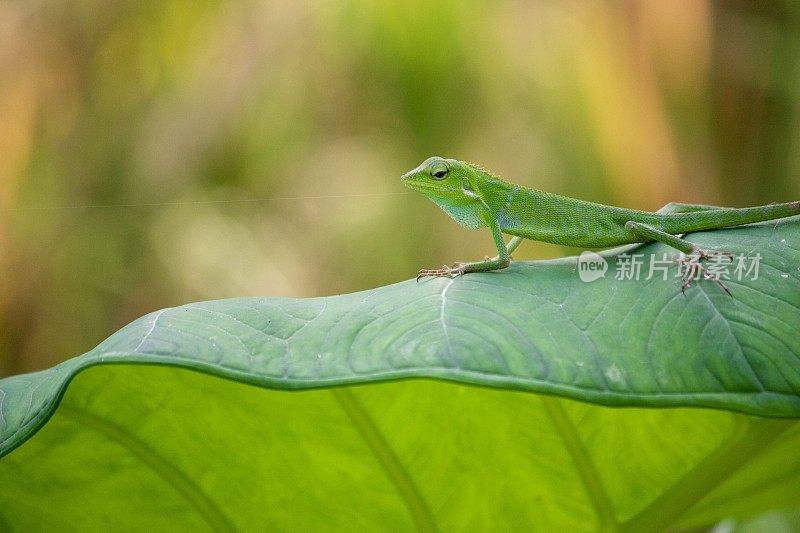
[401,156,486,229]
[400,156,474,195]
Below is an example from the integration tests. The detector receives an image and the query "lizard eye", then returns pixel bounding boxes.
[431,165,449,180]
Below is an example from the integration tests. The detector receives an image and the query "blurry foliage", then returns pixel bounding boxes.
[1,0,799,375]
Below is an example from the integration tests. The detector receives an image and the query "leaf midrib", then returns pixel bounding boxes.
[58,403,235,533]
[541,396,618,531]
[331,387,438,532]
[619,416,795,532]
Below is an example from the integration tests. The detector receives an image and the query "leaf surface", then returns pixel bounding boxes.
[1,218,799,531]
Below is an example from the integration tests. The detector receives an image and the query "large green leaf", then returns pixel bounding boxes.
[1,218,799,531]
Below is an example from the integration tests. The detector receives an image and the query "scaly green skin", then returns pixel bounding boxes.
[402,156,800,293]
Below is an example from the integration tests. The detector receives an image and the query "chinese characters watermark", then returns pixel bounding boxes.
[577,252,762,282]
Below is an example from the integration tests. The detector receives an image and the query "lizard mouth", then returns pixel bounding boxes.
[400,176,437,194]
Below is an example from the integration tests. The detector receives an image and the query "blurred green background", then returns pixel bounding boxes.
[1,1,799,375]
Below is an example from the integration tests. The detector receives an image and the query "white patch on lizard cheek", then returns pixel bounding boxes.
[462,180,479,198]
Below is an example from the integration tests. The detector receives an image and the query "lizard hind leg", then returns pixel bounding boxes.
[655,202,729,215]
[624,221,733,296]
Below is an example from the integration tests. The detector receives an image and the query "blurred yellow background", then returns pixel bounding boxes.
[1,1,799,375]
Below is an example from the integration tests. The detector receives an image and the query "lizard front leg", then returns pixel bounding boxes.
[417,215,512,281]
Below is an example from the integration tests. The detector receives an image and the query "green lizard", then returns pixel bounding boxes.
[402,156,800,294]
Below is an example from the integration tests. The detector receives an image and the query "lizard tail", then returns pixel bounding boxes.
[662,201,800,234]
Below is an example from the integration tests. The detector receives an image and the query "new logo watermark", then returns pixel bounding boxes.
[577,251,608,282]
[576,251,762,282]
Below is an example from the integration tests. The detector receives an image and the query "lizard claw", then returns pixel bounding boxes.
[697,249,734,262]
[679,249,733,296]
[416,263,467,282]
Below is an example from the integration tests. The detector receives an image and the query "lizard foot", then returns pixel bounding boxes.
[678,249,733,296]
[416,263,467,282]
